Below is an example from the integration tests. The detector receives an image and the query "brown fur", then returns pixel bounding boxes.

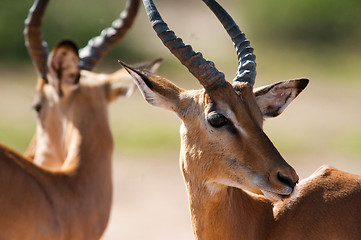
[269,166,361,239]
[0,43,159,239]
[0,80,114,239]
[124,65,360,239]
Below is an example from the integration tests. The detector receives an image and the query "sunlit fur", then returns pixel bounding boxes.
[27,59,160,170]
[0,56,113,239]
[0,43,159,239]
[123,65,361,240]
[31,68,136,170]
[173,81,299,197]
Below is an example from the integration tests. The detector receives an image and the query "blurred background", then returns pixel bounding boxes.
[1,0,361,239]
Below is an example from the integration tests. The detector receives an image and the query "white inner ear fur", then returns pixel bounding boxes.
[148,61,162,73]
[126,69,175,111]
[255,82,299,118]
[105,72,136,101]
[111,78,136,98]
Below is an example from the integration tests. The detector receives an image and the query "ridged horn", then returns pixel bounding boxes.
[142,0,225,91]
[203,0,256,86]
[79,0,140,70]
[24,0,50,81]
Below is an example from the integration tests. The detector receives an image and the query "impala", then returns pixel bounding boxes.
[0,0,160,239]
[24,0,140,170]
[120,0,361,239]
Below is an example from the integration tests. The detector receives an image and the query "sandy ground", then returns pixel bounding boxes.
[102,152,194,240]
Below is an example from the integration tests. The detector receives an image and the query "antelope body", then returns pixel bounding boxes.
[121,0,361,239]
[24,0,140,169]
[0,42,116,240]
[0,0,160,238]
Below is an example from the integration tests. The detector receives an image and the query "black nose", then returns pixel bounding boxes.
[277,172,297,189]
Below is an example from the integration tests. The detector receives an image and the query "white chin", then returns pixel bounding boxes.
[261,189,293,201]
[261,190,281,201]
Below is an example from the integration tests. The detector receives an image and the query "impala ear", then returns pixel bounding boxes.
[119,61,183,112]
[254,79,309,118]
[107,58,163,102]
[107,68,136,102]
[48,40,80,97]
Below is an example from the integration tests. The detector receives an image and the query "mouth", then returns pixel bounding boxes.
[261,187,295,201]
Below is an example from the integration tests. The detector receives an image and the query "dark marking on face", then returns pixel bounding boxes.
[207,103,243,139]
[226,159,248,175]
[227,158,242,168]
[225,122,242,139]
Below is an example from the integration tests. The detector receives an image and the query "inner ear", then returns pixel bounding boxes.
[48,40,80,97]
[119,61,184,113]
[254,79,309,118]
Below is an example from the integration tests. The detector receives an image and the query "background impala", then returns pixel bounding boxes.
[1,0,361,238]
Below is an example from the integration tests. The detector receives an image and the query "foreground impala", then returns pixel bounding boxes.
[121,0,361,239]
[0,0,160,239]
[24,0,140,169]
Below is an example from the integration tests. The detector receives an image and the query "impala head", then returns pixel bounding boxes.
[24,0,160,169]
[121,0,308,200]
[33,41,161,170]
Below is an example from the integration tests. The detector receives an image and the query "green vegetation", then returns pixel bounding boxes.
[330,129,361,158]
[0,120,34,152]
[0,0,146,63]
[243,0,361,47]
[2,0,361,63]
[112,121,180,152]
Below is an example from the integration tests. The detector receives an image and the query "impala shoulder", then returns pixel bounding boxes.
[298,165,338,186]
[312,165,337,178]
[298,165,361,197]
[309,165,359,182]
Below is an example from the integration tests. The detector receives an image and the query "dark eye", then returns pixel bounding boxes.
[32,103,42,113]
[208,112,228,128]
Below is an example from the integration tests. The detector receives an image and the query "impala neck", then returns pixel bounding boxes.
[64,96,113,197]
[51,96,114,238]
[63,100,113,177]
[180,129,274,240]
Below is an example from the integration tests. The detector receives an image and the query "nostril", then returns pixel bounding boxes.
[277,172,296,189]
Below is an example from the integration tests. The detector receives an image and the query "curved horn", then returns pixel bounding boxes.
[24,0,50,80]
[143,0,225,91]
[79,0,140,70]
[202,0,256,87]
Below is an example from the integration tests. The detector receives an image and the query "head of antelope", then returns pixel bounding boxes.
[33,41,161,170]
[121,0,309,200]
[23,0,162,169]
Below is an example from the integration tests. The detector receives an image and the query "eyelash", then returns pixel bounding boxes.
[207,112,229,128]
